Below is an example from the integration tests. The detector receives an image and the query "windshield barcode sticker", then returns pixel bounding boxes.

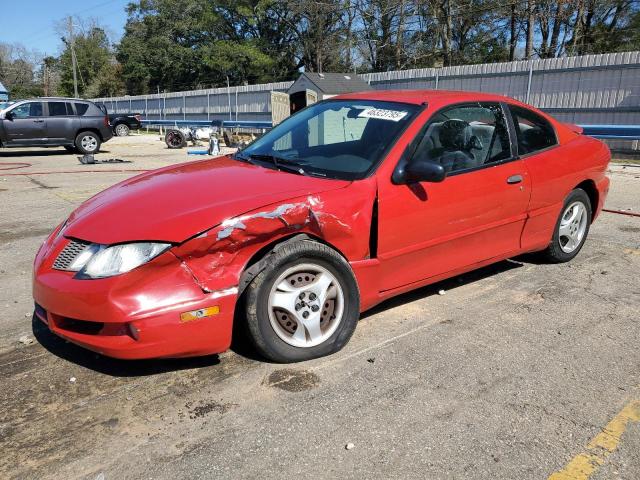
[358,108,408,122]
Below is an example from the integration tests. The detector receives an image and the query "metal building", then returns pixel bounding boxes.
[0,81,9,101]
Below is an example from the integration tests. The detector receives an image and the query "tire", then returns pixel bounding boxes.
[541,188,592,263]
[64,146,77,153]
[75,131,101,154]
[114,123,130,137]
[242,239,360,363]
[165,129,187,149]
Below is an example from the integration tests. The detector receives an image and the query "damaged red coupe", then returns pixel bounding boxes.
[33,91,610,362]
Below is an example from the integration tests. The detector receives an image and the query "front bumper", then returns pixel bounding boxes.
[33,242,237,360]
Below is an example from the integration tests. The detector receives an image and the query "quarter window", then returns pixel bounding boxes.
[10,102,43,118]
[74,103,89,116]
[410,103,511,174]
[48,102,70,116]
[509,105,556,155]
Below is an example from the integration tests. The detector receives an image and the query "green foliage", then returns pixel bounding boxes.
[116,0,300,94]
[58,26,125,97]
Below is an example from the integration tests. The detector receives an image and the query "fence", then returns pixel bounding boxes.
[94,51,640,150]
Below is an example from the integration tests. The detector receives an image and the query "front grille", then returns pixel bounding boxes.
[53,239,91,271]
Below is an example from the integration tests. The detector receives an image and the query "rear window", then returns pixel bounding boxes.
[74,103,89,116]
[48,102,72,116]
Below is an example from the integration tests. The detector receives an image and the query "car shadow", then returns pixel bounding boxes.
[361,258,525,320]
[31,315,220,377]
[32,258,529,371]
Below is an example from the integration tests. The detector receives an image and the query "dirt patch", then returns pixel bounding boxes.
[265,369,320,392]
[619,225,640,233]
[186,400,237,419]
[0,222,52,244]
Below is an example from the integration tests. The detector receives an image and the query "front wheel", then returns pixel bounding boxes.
[541,188,592,263]
[242,239,360,363]
[75,132,101,154]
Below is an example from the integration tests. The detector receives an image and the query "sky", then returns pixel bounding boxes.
[1,0,130,56]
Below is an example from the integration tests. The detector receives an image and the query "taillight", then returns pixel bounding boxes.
[104,116,110,127]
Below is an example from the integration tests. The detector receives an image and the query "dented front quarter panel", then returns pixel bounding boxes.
[172,177,378,294]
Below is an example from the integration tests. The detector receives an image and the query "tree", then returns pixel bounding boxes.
[56,19,124,97]
[0,43,44,98]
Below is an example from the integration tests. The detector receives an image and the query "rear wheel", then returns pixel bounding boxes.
[242,239,360,363]
[114,123,130,137]
[75,132,101,154]
[541,188,591,263]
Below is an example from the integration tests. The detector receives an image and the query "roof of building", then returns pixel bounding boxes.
[293,72,372,94]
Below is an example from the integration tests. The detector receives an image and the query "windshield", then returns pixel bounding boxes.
[239,99,420,180]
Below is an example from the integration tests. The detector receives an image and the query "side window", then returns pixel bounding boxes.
[411,103,511,174]
[74,103,89,116]
[48,102,68,116]
[10,102,43,119]
[508,105,556,155]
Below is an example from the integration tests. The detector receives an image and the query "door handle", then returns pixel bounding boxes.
[507,174,523,184]
[33,119,44,123]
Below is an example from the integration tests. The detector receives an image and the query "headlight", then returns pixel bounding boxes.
[77,242,171,279]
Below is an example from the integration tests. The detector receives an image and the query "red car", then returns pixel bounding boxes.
[33,91,610,362]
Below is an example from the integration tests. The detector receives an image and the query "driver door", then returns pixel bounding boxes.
[377,102,531,291]
[3,102,46,145]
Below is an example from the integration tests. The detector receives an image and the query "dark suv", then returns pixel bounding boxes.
[0,98,113,154]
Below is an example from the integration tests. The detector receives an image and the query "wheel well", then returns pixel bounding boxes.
[575,180,598,221]
[238,233,347,295]
[76,128,103,142]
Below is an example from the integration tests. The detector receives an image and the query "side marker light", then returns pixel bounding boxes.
[180,306,220,323]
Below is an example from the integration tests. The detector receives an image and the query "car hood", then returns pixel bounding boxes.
[64,156,350,244]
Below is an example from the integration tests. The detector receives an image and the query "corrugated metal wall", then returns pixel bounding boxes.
[94,51,639,149]
[93,81,293,123]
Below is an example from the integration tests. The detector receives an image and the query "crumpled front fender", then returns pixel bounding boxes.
[172,179,377,294]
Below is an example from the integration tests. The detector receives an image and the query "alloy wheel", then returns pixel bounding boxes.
[558,201,588,253]
[81,135,98,152]
[268,263,344,348]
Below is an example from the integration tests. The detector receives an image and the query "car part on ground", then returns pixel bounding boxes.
[165,129,188,149]
[77,154,129,165]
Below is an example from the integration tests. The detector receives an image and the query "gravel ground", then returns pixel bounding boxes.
[1,136,639,480]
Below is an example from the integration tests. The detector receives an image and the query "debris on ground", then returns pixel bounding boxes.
[69,377,77,383]
[78,154,131,165]
[438,289,446,295]
[345,443,355,450]
[367,358,375,364]
[18,335,34,346]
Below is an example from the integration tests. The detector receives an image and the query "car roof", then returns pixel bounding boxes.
[15,97,92,103]
[334,89,521,106]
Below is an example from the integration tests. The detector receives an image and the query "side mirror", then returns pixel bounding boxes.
[402,160,446,183]
[4,111,13,120]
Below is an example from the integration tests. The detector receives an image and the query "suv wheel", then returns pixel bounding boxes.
[115,124,130,137]
[75,132,101,154]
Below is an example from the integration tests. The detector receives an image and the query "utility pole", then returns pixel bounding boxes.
[43,61,49,96]
[67,16,79,98]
